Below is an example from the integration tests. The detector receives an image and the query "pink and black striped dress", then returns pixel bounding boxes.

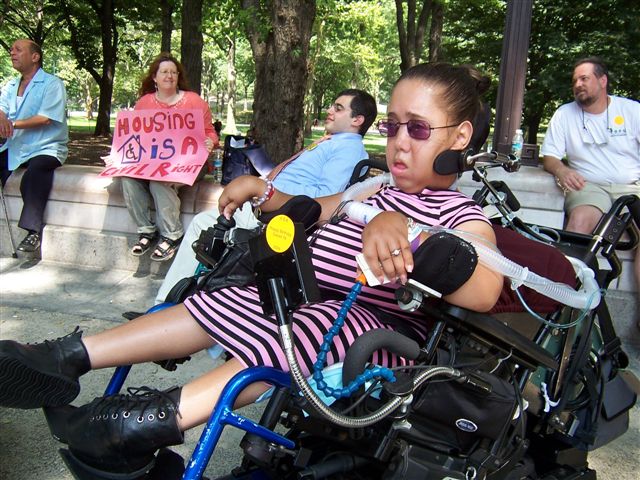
[184,186,488,375]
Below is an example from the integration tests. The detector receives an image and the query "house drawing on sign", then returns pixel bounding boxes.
[117,134,146,164]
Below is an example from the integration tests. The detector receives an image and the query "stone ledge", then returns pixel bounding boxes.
[458,165,566,228]
[1,165,224,214]
[0,165,223,270]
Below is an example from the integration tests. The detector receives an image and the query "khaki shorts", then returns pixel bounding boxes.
[565,181,640,214]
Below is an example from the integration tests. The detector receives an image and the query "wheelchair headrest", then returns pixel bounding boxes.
[432,103,492,176]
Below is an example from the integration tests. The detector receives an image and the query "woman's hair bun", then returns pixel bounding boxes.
[461,64,491,96]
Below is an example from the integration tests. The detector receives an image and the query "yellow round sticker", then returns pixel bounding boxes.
[266,215,295,253]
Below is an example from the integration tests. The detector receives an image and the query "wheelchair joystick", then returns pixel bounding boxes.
[193,215,237,268]
[216,214,236,230]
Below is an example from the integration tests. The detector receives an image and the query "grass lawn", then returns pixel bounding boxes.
[68,116,115,133]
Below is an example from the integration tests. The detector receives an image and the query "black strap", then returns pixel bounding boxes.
[594,297,627,367]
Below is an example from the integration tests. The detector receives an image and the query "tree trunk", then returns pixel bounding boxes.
[33,1,45,45]
[525,112,542,144]
[94,0,117,136]
[180,0,203,94]
[160,0,174,53]
[524,90,553,144]
[224,35,238,135]
[304,19,325,136]
[83,77,94,120]
[94,72,114,135]
[428,1,443,62]
[59,0,118,136]
[241,0,316,162]
[217,91,224,117]
[396,0,433,72]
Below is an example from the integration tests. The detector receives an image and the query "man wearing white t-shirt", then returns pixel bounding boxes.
[541,57,640,322]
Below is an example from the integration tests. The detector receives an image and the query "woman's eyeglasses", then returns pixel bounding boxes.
[377,119,457,140]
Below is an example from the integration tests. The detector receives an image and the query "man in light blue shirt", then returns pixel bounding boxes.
[0,39,68,253]
[123,88,377,311]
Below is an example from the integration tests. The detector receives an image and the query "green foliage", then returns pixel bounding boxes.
[435,0,639,139]
[312,0,398,111]
[2,0,638,140]
[0,1,69,79]
[440,0,506,111]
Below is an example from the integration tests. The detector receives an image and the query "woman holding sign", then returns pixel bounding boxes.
[122,52,219,261]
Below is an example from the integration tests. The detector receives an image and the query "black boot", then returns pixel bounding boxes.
[0,327,91,409]
[64,386,184,476]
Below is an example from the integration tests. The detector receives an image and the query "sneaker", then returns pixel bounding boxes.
[17,232,41,252]
[0,328,91,409]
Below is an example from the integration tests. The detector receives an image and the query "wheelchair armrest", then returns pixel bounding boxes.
[431,303,558,372]
[257,195,321,230]
[347,157,389,187]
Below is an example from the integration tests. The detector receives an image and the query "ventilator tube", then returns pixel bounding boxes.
[340,174,601,310]
[423,226,600,310]
[341,172,393,224]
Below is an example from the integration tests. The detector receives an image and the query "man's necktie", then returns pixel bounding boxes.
[266,134,332,181]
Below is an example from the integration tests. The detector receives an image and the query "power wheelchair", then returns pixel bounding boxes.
[56,151,638,480]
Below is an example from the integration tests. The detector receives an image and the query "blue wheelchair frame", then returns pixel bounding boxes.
[105,304,299,480]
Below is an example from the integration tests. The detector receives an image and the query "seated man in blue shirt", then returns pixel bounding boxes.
[0,39,69,253]
[148,88,377,307]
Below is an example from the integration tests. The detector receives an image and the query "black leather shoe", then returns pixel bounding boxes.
[122,311,144,321]
[17,232,41,252]
[0,327,91,409]
[65,386,184,476]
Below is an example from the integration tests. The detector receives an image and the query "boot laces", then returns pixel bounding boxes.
[88,386,180,423]
[28,326,82,350]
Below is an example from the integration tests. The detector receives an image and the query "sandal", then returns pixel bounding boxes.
[150,236,183,262]
[131,232,158,256]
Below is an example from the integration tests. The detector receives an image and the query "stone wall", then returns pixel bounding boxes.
[0,166,223,272]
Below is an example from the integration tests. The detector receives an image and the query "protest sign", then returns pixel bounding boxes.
[100,109,209,185]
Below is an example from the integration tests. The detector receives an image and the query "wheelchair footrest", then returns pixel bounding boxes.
[59,448,154,479]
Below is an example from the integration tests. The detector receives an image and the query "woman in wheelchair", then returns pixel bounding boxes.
[0,63,504,477]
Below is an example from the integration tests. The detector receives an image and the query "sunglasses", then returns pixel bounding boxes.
[377,119,458,140]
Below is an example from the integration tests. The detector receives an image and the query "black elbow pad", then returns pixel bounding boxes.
[410,232,478,296]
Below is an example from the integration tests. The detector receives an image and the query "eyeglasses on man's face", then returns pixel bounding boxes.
[327,101,352,115]
[377,119,457,140]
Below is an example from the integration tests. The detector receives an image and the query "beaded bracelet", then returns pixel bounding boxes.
[251,178,275,208]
